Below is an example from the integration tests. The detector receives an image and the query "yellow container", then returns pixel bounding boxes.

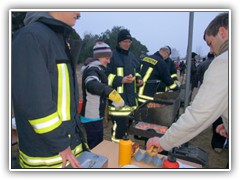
[118,136,132,167]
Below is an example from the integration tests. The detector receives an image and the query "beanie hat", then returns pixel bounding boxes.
[191,52,197,59]
[93,42,112,59]
[166,46,171,55]
[117,29,132,43]
[161,45,171,55]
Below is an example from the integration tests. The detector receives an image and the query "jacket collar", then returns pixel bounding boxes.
[154,51,164,59]
[116,45,129,55]
[37,17,74,37]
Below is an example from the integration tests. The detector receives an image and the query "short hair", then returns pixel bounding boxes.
[203,12,228,40]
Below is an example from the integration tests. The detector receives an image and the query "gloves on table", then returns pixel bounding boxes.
[108,90,125,109]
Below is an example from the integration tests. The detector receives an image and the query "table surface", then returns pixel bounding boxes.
[92,140,202,168]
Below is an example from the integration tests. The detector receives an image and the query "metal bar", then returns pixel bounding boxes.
[145,80,161,84]
[184,12,194,111]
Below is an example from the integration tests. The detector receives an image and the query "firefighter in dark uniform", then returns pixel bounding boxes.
[163,46,179,84]
[12,12,88,168]
[138,46,179,104]
[106,29,143,142]
[157,46,180,93]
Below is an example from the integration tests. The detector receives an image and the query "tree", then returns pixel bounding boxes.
[12,12,26,35]
[78,33,100,64]
[170,48,180,61]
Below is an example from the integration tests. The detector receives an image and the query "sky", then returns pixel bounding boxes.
[74,10,225,58]
[2,0,238,178]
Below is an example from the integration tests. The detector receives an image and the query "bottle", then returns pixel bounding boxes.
[78,99,83,114]
[118,134,132,167]
[162,152,179,168]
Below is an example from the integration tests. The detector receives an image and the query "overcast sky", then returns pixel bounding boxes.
[74,10,225,58]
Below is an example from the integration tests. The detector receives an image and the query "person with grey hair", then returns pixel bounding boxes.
[146,12,229,162]
[12,12,88,168]
[138,46,179,104]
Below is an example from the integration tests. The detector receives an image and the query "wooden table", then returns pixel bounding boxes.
[92,140,202,168]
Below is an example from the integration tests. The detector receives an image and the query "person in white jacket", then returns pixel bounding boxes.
[146,12,229,153]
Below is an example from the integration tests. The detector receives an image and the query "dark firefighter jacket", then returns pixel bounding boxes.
[106,46,142,116]
[165,57,178,82]
[158,57,179,92]
[12,13,87,168]
[138,51,179,103]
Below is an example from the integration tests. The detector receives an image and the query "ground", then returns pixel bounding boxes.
[11,66,229,169]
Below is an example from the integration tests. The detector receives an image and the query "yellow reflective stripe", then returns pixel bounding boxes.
[138,97,147,103]
[57,64,71,121]
[138,94,154,101]
[171,73,178,78]
[138,67,153,95]
[19,143,84,168]
[108,106,137,111]
[28,112,62,134]
[155,92,164,95]
[19,150,63,168]
[111,121,120,143]
[143,57,158,65]
[165,86,169,92]
[117,67,124,93]
[108,106,137,116]
[169,83,177,89]
[108,111,131,116]
[111,137,120,143]
[134,69,137,93]
[135,72,141,78]
[140,64,143,70]
[108,74,116,87]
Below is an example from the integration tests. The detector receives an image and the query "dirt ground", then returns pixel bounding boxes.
[11,67,229,169]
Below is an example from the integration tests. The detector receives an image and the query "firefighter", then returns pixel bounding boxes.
[138,47,179,104]
[12,12,88,168]
[162,46,179,85]
[106,29,143,142]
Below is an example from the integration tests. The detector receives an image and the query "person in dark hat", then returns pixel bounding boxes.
[117,29,132,43]
[80,42,125,149]
[106,29,143,143]
[190,52,198,92]
[197,52,214,85]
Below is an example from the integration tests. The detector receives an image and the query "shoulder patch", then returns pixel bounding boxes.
[143,57,158,65]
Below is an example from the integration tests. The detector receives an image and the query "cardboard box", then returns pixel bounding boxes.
[77,151,108,168]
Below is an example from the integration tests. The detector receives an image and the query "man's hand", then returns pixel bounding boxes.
[146,137,163,154]
[59,146,81,168]
[122,74,135,84]
[216,124,228,138]
[137,79,144,87]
